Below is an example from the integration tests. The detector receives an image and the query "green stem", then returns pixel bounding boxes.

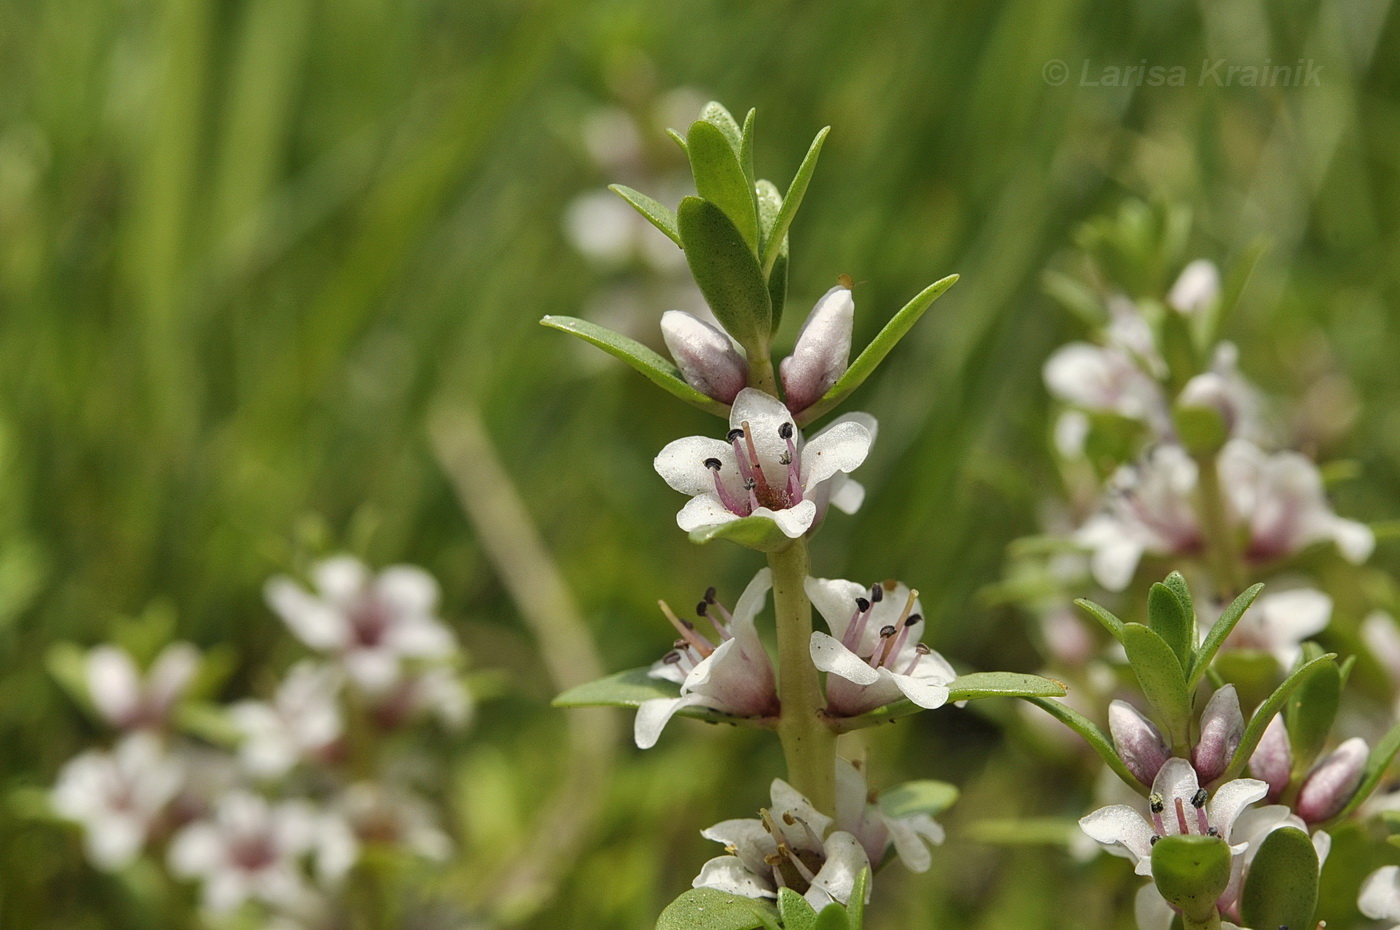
[748,353,778,396]
[1182,911,1222,930]
[769,538,836,813]
[1193,452,1245,599]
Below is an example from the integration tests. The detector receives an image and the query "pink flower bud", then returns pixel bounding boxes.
[780,284,854,414]
[1109,700,1170,786]
[660,311,749,404]
[1248,713,1292,801]
[1296,737,1368,823]
[1192,685,1244,783]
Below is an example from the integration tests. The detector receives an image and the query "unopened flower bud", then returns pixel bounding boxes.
[1173,372,1239,456]
[660,310,749,404]
[1167,259,1220,315]
[1109,700,1170,786]
[1296,737,1368,823]
[1192,685,1244,783]
[1249,713,1292,801]
[780,283,854,414]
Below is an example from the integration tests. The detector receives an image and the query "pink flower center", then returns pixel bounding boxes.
[704,421,804,517]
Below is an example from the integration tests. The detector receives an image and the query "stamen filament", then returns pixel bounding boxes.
[1174,797,1190,835]
[783,430,802,503]
[740,420,779,504]
[708,464,747,516]
[728,429,755,483]
[659,600,715,657]
[842,598,872,651]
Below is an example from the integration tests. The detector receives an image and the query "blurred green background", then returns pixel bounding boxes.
[2,0,1398,926]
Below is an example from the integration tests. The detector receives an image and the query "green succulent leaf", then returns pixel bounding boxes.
[688,515,794,552]
[879,781,959,819]
[655,888,779,930]
[1239,826,1318,930]
[1025,697,1146,794]
[553,667,676,708]
[739,108,757,187]
[1075,598,1125,641]
[608,184,682,247]
[1151,834,1232,923]
[1163,571,1195,623]
[762,126,830,279]
[677,196,773,352]
[1122,623,1191,745]
[778,889,818,930]
[1330,717,1400,822]
[699,101,744,151]
[828,672,1066,732]
[846,870,868,930]
[1221,653,1337,781]
[795,274,959,426]
[687,121,759,253]
[1187,583,1263,688]
[1159,309,1200,394]
[1173,400,1229,457]
[812,904,851,930]
[1148,579,1194,670]
[539,315,730,417]
[1283,649,1342,771]
[755,179,788,332]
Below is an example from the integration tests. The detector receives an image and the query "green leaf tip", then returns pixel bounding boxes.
[677,197,772,353]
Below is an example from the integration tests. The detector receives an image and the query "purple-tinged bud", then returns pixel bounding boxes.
[1248,713,1292,802]
[660,310,748,404]
[1166,259,1220,315]
[1109,700,1170,786]
[1192,685,1244,783]
[1296,737,1368,823]
[779,283,854,414]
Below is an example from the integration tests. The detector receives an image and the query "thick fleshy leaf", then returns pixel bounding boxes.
[1329,717,1400,822]
[688,121,759,253]
[879,781,959,819]
[795,274,958,426]
[655,888,779,930]
[553,667,677,708]
[1122,623,1191,745]
[1159,306,1199,394]
[1221,653,1338,782]
[1027,697,1146,793]
[1148,578,1194,670]
[688,514,796,552]
[762,127,829,279]
[738,109,757,187]
[1283,648,1341,772]
[699,102,743,151]
[778,888,818,930]
[846,870,867,930]
[608,184,681,246]
[540,315,729,417]
[1076,597,1125,641]
[812,904,851,930]
[1187,583,1263,688]
[677,197,772,352]
[755,179,787,332]
[1150,834,1232,923]
[1239,826,1318,930]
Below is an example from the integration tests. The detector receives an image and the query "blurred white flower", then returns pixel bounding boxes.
[336,782,453,861]
[653,388,873,539]
[1360,865,1400,928]
[169,792,357,914]
[370,665,473,730]
[833,758,945,873]
[694,777,870,909]
[51,732,183,870]
[1166,260,1221,315]
[85,641,200,730]
[230,661,344,778]
[807,577,956,717]
[266,556,457,695]
[1217,586,1331,667]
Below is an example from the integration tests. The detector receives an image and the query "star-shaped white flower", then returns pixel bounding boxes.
[807,577,956,717]
[1078,758,1266,878]
[834,758,945,873]
[653,388,873,539]
[229,661,344,778]
[1360,865,1400,928]
[85,642,201,730]
[694,777,871,909]
[265,556,457,695]
[634,570,780,748]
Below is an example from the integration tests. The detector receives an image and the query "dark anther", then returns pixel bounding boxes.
[663,652,682,664]
[855,597,871,612]
[696,601,709,617]
[905,614,921,627]
[1207,827,1219,837]
[1191,788,1208,809]
[681,619,695,630]
[703,457,723,471]
[704,587,717,603]
[778,422,794,439]
[879,625,897,638]
[782,812,796,825]
[869,585,884,603]
[1149,793,1165,814]
[1149,835,1160,846]
[727,428,745,442]
[915,643,932,655]
[743,478,757,490]
[779,451,793,465]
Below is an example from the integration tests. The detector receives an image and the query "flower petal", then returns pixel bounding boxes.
[805,831,870,908]
[654,437,740,496]
[676,495,742,533]
[85,646,141,725]
[1079,805,1155,872]
[1209,778,1269,841]
[805,577,869,643]
[693,855,775,899]
[1134,884,1176,930]
[799,419,872,493]
[1151,758,1202,812]
[375,565,440,615]
[882,811,943,873]
[754,500,817,538]
[810,632,880,685]
[1360,865,1400,921]
[633,695,701,750]
[885,669,949,709]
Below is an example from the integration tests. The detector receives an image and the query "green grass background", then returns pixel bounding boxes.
[2,0,1398,926]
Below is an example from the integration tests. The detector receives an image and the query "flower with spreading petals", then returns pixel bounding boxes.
[807,577,956,717]
[780,284,854,415]
[85,642,200,730]
[230,661,344,778]
[1360,865,1400,928]
[634,570,780,749]
[51,732,184,870]
[266,556,457,695]
[694,777,870,909]
[653,388,873,539]
[168,792,357,914]
[834,758,945,873]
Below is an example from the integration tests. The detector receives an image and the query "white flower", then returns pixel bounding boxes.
[1360,865,1400,927]
[808,577,957,717]
[230,661,344,778]
[336,782,453,861]
[1218,586,1331,667]
[1078,758,1266,878]
[51,732,183,870]
[634,570,779,749]
[369,665,473,730]
[1167,260,1221,315]
[833,758,945,873]
[85,642,200,730]
[653,388,873,539]
[265,556,457,695]
[169,792,357,914]
[1043,341,1165,425]
[694,777,871,909]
